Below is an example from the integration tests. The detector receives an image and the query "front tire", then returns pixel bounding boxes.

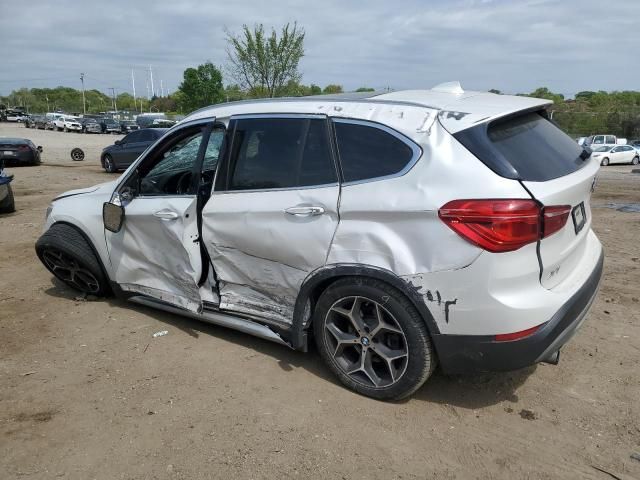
[36,224,109,296]
[103,154,116,173]
[601,157,609,166]
[313,277,436,400]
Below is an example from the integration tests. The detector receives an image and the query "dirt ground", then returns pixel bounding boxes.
[0,121,639,480]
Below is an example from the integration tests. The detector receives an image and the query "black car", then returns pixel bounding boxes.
[34,116,49,129]
[100,128,167,172]
[120,120,139,134]
[79,117,102,134]
[0,159,15,213]
[0,138,43,166]
[99,118,122,134]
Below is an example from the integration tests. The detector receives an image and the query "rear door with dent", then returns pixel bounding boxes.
[201,114,340,324]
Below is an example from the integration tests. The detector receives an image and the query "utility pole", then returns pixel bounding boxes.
[131,69,137,112]
[160,79,164,98]
[80,73,86,114]
[45,95,50,112]
[149,65,155,98]
[109,87,118,114]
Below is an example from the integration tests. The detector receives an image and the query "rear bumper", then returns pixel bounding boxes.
[0,151,37,165]
[433,250,604,374]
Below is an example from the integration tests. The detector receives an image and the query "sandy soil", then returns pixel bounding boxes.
[0,121,639,480]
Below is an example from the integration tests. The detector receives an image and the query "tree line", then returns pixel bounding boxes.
[1,22,639,139]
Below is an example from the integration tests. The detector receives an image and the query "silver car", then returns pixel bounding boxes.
[35,83,603,399]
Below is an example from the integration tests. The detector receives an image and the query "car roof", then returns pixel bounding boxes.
[185,82,552,134]
[0,138,30,144]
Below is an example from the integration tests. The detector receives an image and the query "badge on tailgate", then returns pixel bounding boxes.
[572,202,586,234]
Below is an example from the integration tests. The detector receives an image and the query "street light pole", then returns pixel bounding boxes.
[80,73,86,115]
[109,87,118,114]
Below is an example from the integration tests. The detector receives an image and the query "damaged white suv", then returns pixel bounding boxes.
[36,83,603,399]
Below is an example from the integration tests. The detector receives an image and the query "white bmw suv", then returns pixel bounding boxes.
[36,83,603,399]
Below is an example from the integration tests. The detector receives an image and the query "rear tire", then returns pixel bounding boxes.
[103,154,116,173]
[313,277,436,400]
[36,224,109,296]
[601,157,609,166]
[632,156,639,165]
[0,185,15,213]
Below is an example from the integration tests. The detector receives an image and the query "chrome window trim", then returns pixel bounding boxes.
[212,182,339,196]
[230,113,328,120]
[331,117,423,186]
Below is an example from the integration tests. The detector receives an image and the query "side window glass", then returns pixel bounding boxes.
[139,132,203,196]
[593,136,604,144]
[124,131,140,144]
[203,129,225,173]
[606,136,616,144]
[226,117,336,191]
[333,121,417,182]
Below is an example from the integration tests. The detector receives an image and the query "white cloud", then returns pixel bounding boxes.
[0,0,638,97]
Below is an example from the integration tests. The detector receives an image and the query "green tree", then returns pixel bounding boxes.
[178,62,224,112]
[323,84,343,94]
[355,87,375,92]
[226,22,305,98]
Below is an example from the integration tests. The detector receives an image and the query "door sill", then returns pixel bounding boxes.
[129,295,291,348]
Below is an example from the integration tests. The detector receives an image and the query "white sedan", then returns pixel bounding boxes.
[591,145,639,166]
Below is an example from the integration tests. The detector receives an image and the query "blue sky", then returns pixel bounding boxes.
[1,0,638,98]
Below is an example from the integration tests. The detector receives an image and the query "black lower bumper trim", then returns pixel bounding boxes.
[432,250,604,374]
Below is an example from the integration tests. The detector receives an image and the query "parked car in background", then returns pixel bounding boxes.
[6,112,27,122]
[629,139,640,149]
[34,116,49,129]
[36,85,604,399]
[45,118,57,130]
[24,115,38,128]
[100,118,122,134]
[120,120,139,134]
[584,134,626,148]
[149,119,176,128]
[62,118,83,132]
[0,138,43,165]
[591,144,639,165]
[81,118,102,134]
[0,159,15,213]
[53,115,74,131]
[100,128,166,172]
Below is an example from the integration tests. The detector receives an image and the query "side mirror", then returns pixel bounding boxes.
[103,202,124,233]
[37,146,43,152]
[114,140,122,146]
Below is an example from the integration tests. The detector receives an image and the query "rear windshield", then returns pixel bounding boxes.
[454,112,587,181]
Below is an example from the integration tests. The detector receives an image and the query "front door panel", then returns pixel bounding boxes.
[107,196,203,311]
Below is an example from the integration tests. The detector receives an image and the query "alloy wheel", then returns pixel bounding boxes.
[42,248,100,293]
[323,296,409,388]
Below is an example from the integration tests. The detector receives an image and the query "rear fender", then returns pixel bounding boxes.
[290,264,440,351]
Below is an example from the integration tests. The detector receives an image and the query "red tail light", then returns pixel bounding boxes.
[542,205,571,238]
[438,199,571,253]
[17,145,30,151]
[494,323,545,342]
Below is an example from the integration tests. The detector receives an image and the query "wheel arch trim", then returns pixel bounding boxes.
[291,263,441,351]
